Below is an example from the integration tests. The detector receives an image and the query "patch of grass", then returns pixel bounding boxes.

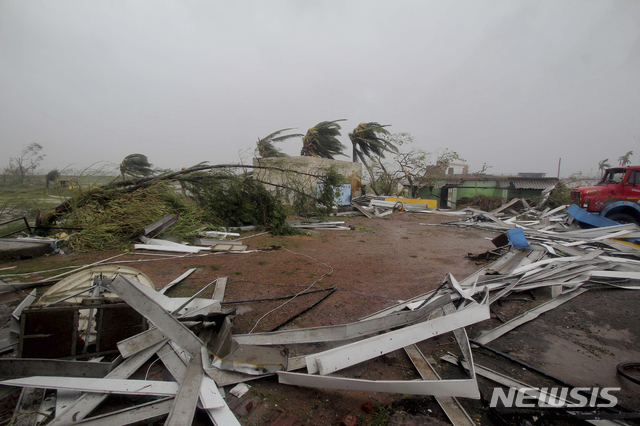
[188,263,222,271]
[356,226,376,232]
[367,402,390,426]
[281,267,301,275]
[401,236,409,239]
[409,254,417,258]
[0,260,79,280]
[258,260,268,265]
[359,240,366,243]
[233,271,242,275]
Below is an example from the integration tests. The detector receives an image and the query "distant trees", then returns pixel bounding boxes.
[300,120,347,159]
[395,148,463,198]
[360,132,464,197]
[120,154,154,180]
[46,169,61,189]
[7,143,45,183]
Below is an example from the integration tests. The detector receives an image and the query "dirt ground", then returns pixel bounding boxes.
[1,211,639,425]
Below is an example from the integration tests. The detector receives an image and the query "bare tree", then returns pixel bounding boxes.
[362,133,463,198]
[395,148,462,198]
[9,143,45,183]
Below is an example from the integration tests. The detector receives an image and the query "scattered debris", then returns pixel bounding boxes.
[2,198,640,424]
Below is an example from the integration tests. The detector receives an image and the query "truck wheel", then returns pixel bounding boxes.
[607,213,638,225]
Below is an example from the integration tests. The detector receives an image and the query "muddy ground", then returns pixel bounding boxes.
[1,212,639,425]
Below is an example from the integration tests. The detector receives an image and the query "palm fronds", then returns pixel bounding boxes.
[348,122,395,163]
[120,154,154,180]
[300,120,347,159]
[256,128,303,158]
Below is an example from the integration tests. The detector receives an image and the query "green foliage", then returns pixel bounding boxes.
[543,182,571,208]
[349,122,395,163]
[46,169,60,183]
[120,154,154,180]
[315,166,345,214]
[64,182,205,251]
[256,128,303,158]
[367,402,390,426]
[184,173,303,235]
[300,120,347,159]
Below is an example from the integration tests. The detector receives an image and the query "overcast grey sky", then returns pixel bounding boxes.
[1,1,639,178]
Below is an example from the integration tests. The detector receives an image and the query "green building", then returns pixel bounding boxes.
[404,173,559,209]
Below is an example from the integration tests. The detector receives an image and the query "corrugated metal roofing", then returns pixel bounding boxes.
[511,180,557,189]
[433,179,462,188]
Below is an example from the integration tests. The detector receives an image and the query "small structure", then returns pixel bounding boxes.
[405,173,559,208]
[253,156,362,205]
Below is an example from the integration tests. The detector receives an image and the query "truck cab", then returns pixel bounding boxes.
[570,166,640,224]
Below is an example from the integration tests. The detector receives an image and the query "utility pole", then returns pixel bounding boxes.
[557,158,561,179]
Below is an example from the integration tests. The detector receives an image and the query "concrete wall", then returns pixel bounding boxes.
[253,156,362,201]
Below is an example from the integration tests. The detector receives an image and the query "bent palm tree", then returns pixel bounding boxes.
[256,128,303,158]
[348,122,395,163]
[618,151,634,166]
[120,154,154,180]
[598,159,611,178]
[300,120,347,159]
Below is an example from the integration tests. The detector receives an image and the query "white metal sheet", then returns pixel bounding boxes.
[307,300,490,375]
[278,372,480,398]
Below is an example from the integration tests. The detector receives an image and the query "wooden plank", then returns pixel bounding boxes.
[108,275,203,356]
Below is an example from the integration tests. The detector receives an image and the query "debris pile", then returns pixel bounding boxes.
[2,196,640,424]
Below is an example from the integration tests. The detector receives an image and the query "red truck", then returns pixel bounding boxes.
[570,166,640,225]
